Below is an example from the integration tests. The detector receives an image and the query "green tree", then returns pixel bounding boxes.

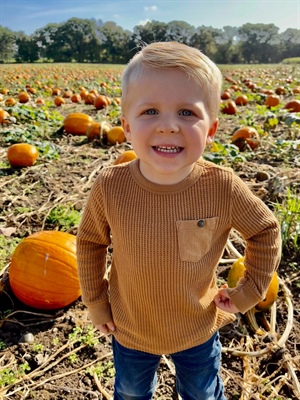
[33,23,60,61]
[279,28,300,60]
[133,21,168,45]
[214,26,242,64]
[164,20,195,44]
[190,26,219,60]
[237,23,280,63]
[15,34,39,62]
[0,26,15,62]
[97,21,133,63]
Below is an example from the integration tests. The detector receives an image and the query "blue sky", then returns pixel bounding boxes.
[0,0,299,35]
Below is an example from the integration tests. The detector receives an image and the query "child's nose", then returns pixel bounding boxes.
[156,116,179,134]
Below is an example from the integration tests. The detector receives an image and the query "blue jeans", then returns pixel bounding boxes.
[112,332,226,400]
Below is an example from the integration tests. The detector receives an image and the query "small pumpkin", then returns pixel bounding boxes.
[0,108,11,124]
[64,113,94,136]
[35,98,46,106]
[114,150,138,165]
[275,86,285,95]
[84,92,97,105]
[18,91,30,103]
[9,231,81,310]
[106,126,126,145]
[284,100,300,113]
[70,93,82,103]
[7,143,38,168]
[292,87,300,94]
[227,257,279,312]
[231,126,260,151]
[54,96,65,106]
[5,97,17,107]
[221,99,237,115]
[86,121,112,141]
[94,95,109,110]
[221,90,231,100]
[265,95,280,108]
[235,95,248,106]
[52,88,62,96]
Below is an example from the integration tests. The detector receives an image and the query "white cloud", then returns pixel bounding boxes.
[144,5,158,12]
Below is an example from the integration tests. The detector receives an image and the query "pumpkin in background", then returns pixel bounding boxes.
[54,96,66,106]
[18,91,30,103]
[292,87,300,94]
[70,93,82,103]
[64,113,94,135]
[275,86,285,95]
[0,108,11,124]
[9,231,81,310]
[94,95,109,110]
[7,143,39,168]
[284,99,300,113]
[231,126,260,151]
[5,97,17,107]
[35,98,46,106]
[227,257,279,312]
[106,126,126,145]
[221,99,237,115]
[221,90,231,100]
[235,94,248,106]
[265,94,280,108]
[114,150,138,165]
[86,121,112,141]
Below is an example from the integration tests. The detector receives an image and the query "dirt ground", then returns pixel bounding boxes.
[0,102,300,399]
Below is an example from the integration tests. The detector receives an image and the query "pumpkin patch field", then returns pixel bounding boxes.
[0,63,300,399]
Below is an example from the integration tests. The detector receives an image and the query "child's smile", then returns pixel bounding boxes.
[152,145,184,154]
[121,68,218,185]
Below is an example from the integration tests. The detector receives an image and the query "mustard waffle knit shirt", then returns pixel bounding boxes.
[76,158,281,355]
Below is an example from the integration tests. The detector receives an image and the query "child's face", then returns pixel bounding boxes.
[121,68,218,185]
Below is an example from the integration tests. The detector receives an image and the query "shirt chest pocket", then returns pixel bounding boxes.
[176,217,218,262]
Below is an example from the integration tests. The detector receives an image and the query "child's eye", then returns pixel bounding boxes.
[144,109,158,115]
[179,109,193,116]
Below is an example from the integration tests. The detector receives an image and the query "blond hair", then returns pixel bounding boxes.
[121,41,222,121]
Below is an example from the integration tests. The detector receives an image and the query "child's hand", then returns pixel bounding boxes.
[214,284,240,314]
[96,320,116,335]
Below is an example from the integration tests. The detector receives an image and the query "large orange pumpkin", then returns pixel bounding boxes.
[9,231,81,310]
[64,113,94,135]
[7,143,39,168]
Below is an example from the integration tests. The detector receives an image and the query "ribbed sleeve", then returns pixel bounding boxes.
[76,159,281,354]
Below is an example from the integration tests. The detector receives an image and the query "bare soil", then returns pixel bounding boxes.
[0,102,300,400]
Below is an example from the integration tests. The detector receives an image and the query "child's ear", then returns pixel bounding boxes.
[121,115,131,141]
[206,119,218,145]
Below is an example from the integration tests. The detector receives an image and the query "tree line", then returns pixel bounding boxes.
[0,18,299,64]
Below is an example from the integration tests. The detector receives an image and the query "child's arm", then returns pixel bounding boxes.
[223,174,282,314]
[214,284,240,314]
[76,175,113,330]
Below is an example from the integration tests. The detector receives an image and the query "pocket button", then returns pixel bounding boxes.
[197,219,205,228]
